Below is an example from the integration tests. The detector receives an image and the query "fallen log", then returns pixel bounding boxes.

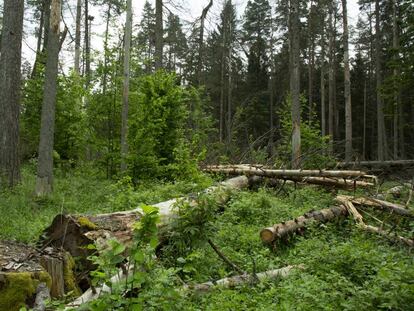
[337,197,414,247]
[203,165,367,179]
[337,160,414,169]
[183,265,303,292]
[260,206,349,243]
[336,195,413,217]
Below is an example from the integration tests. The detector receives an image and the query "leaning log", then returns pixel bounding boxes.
[184,265,303,292]
[260,206,349,243]
[203,165,367,179]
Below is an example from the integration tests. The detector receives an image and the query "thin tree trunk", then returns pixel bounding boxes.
[227,19,232,148]
[375,0,386,161]
[290,0,301,169]
[74,0,82,74]
[121,0,132,173]
[328,1,335,154]
[0,0,24,188]
[32,0,51,78]
[84,0,91,88]
[363,79,367,159]
[102,3,112,94]
[197,0,213,85]
[342,0,352,161]
[35,0,61,196]
[219,29,226,144]
[307,1,314,122]
[320,22,326,137]
[392,0,399,160]
[155,0,163,70]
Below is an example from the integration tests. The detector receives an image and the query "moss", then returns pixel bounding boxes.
[77,216,98,230]
[63,253,81,296]
[0,271,51,311]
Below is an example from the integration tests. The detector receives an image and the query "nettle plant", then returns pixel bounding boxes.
[83,205,182,311]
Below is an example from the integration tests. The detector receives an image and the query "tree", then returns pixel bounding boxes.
[136,1,156,73]
[0,0,24,188]
[35,0,61,196]
[155,0,163,70]
[74,0,82,74]
[289,0,301,168]
[121,0,132,173]
[342,0,352,161]
[197,0,213,84]
[375,0,386,160]
[165,13,187,73]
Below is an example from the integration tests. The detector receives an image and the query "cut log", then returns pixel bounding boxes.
[203,165,367,179]
[183,265,303,292]
[260,205,349,243]
[336,195,413,217]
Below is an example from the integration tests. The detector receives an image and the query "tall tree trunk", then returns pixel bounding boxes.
[155,0,163,70]
[363,79,367,159]
[84,0,91,88]
[197,0,213,85]
[342,0,352,161]
[0,0,24,188]
[102,3,112,94]
[328,1,335,154]
[74,0,82,74]
[35,0,61,196]
[375,0,386,161]
[307,0,314,122]
[290,0,301,169]
[226,15,233,148]
[121,0,132,173]
[320,22,326,137]
[392,0,399,160]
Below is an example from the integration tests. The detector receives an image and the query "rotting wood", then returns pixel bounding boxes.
[33,282,51,311]
[183,265,304,292]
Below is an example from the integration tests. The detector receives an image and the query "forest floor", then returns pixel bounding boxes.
[0,165,413,310]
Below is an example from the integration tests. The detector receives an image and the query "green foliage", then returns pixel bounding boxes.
[278,95,336,168]
[128,71,202,181]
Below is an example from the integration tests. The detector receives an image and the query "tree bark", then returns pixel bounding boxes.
[74,0,82,74]
[342,0,352,161]
[289,0,301,169]
[320,20,326,137]
[0,0,24,189]
[84,0,92,87]
[155,0,163,70]
[35,0,61,196]
[120,0,132,173]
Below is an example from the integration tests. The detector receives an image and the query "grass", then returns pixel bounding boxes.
[0,165,212,243]
[1,168,413,310]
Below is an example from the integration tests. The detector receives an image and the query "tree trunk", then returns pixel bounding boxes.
[307,1,314,122]
[328,1,335,154]
[197,0,213,85]
[121,0,132,173]
[320,21,326,137]
[102,3,111,94]
[392,0,399,160]
[363,79,367,159]
[375,0,386,161]
[289,0,301,169]
[342,0,352,161]
[35,0,61,196]
[74,0,82,74]
[0,0,24,189]
[84,0,92,87]
[155,0,163,70]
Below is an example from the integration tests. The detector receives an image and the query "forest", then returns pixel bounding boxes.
[0,0,413,310]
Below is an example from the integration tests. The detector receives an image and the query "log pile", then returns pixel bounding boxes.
[203,165,376,189]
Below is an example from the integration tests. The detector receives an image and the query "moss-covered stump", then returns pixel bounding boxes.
[0,241,52,311]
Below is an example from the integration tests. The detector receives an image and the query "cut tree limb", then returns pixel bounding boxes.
[260,206,349,243]
[183,265,303,292]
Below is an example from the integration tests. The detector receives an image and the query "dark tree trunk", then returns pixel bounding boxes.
[0,0,24,188]
[31,0,51,78]
[290,0,301,169]
[328,1,335,154]
[35,0,61,196]
[343,0,352,161]
[155,0,163,70]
